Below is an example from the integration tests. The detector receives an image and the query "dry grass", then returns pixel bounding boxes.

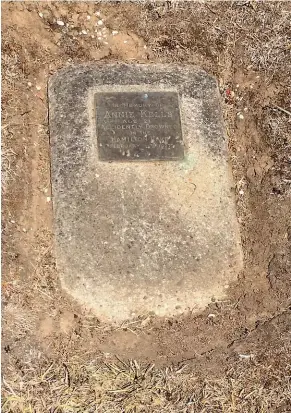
[119,1,291,76]
[2,146,17,191]
[261,106,291,197]
[2,348,291,413]
[1,42,24,192]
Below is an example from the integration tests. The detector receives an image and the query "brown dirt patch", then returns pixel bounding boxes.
[2,2,291,412]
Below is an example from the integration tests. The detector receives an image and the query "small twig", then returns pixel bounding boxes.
[63,363,71,387]
[2,377,17,396]
[176,364,188,374]
[204,3,216,15]
[41,363,54,381]
[36,287,53,300]
[272,105,291,117]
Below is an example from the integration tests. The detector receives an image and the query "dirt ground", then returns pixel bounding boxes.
[2,1,291,412]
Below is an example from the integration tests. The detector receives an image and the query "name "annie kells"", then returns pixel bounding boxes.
[103,110,173,119]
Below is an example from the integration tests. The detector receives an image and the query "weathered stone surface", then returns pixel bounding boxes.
[48,64,243,322]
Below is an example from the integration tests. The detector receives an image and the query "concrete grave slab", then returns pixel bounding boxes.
[48,64,243,322]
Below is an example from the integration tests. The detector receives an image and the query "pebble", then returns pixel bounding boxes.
[239,354,254,360]
[97,20,103,26]
[36,85,41,91]
[239,189,244,195]
[22,228,27,233]
[87,15,91,20]
[27,82,32,87]
[95,11,101,16]
[112,30,118,36]
[46,197,51,203]
[81,29,87,35]
[56,20,65,26]
[237,112,244,120]
[208,313,216,318]
[124,40,128,44]
[38,12,43,18]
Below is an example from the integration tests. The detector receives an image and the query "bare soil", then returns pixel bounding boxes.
[2,2,291,412]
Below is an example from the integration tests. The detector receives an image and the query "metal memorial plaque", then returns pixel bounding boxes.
[96,91,184,161]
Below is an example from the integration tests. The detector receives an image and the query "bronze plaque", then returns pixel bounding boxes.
[96,91,184,161]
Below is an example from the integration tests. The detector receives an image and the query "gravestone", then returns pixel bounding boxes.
[48,64,243,322]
